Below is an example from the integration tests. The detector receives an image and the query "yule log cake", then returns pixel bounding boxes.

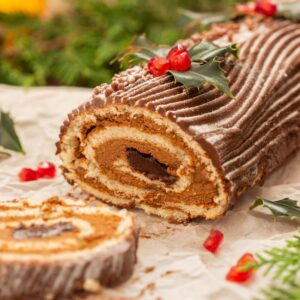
[57,16,300,223]
[0,197,138,300]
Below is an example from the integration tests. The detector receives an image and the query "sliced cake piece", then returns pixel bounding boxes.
[0,197,138,300]
[57,16,300,223]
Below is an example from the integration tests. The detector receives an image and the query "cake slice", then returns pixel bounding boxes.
[0,197,138,300]
[57,16,300,223]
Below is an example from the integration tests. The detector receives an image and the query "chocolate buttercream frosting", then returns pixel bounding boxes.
[57,16,300,223]
[0,197,138,300]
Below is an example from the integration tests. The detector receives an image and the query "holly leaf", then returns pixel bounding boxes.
[278,2,300,21]
[112,47,153,67]
[131,35,171,57]
[250,197,300,220]
[169,60,234,98]
[0,111,25,154]
[189,40,238,62]
[113,35,170,67]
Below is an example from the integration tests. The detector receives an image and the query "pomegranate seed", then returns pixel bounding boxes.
[235,2,256,15]
[167,46,191,72]
[226,266,253,283]
[19,168,39,182]
[226,253,257,283]
[37,161,56,179]
[255,0,277,17]
[147,56,170,76]
[203,229,224,253]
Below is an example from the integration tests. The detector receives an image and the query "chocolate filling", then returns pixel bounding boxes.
[126,148,177,185]
[12,222,76,240]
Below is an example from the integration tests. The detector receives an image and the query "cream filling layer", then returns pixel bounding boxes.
[82,126,194,198]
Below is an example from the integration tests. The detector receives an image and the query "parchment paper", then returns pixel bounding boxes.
[1,84,299,300]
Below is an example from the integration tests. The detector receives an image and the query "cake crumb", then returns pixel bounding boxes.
[160,270,176,277]
[144,266,155,273]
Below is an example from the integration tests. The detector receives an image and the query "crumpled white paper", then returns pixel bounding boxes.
[0,84,299,300]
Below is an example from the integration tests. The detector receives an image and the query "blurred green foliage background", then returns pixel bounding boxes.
[0,0,243,87]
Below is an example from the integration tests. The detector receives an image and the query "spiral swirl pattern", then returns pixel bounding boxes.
[0,197,138,299]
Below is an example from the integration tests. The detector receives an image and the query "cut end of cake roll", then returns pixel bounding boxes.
[58,96,230,223]
[0,197,138,300]
[57,16,300,223]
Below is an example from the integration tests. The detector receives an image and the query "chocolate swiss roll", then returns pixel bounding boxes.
[0,197,138,300]
[57,16,300,223]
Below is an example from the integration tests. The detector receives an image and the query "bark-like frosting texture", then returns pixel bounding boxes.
[0,197,138,300]
[57,17,300,223]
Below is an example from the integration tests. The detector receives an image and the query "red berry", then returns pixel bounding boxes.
[167,46,191,72]
[19,168,39,182]
[37,161,56,179]
[203,229,224,254]
[226,253,257,283]
[147,56,170,76]
[255,0,277,17]
[235,2,256,15]
[226,266,253,283]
